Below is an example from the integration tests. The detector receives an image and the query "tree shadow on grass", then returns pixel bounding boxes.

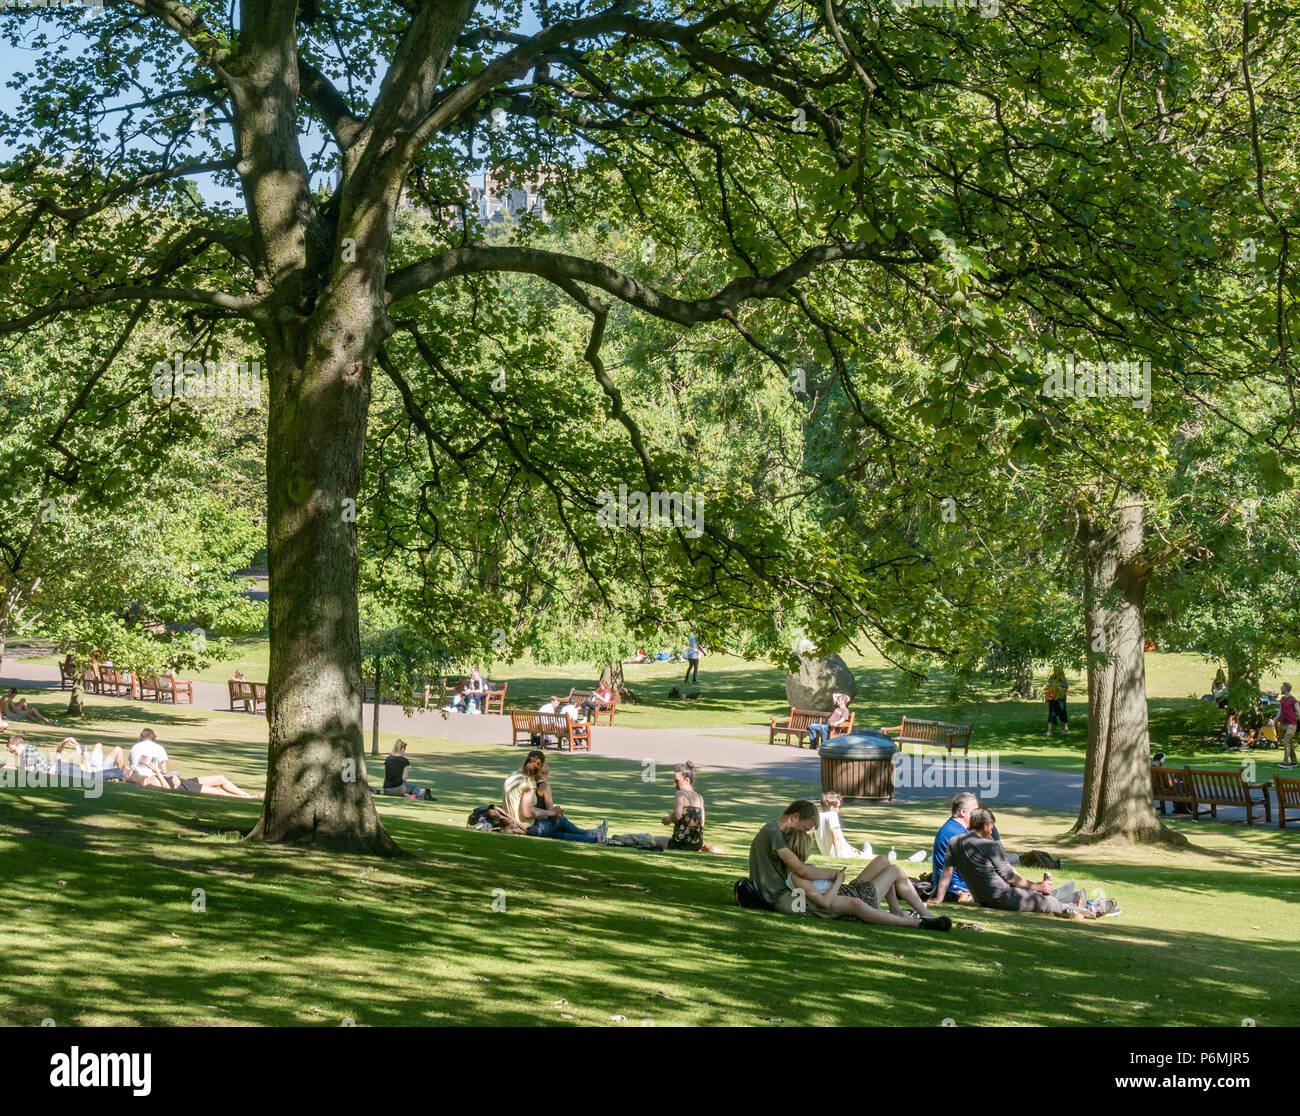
[2,787,1297,1027]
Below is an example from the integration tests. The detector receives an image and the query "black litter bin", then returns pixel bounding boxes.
[819,731,899,801]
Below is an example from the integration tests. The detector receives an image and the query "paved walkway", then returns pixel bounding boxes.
[3,658,1268,824]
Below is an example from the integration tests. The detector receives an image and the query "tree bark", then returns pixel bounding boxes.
[245,313,398,855]
[1010,659,1035,699]
[371,661,381,758]
[1072,495,1184,845]
[1226,655,1262,728]
[66,678,85,718]
[599,659,636,702]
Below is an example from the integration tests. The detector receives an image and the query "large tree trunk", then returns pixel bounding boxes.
[1073,495,1184,845]
[371,662,381,758]
[599,659,636,703]
[1010,659,1035,699]
[246,317,398,855]
[1226,654,1262,728]
[66,678,85,718]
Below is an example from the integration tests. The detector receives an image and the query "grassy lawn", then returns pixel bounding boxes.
[1,703,1297,1026]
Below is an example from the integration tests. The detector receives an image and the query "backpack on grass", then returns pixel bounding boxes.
[733,877,775,911]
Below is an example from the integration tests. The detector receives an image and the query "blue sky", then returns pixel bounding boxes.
[0,4,544,205]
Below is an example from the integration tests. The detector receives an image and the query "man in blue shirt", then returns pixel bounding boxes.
[932,792,982,903]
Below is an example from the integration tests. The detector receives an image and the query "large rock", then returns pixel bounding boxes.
[785,653,857,713]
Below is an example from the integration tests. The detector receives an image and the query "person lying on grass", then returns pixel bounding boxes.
[5,735,86,777]
[748,799,951,931]
[930,808,1118,919]
[1,688,54,725]
[54,738,127,781]
[502,750,607,844]
[127,757,260,798]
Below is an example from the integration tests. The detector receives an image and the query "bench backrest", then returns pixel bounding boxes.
[1151,766,1194,798]
[780,709,828,731]
[251,683,268,701]
[1274,774,1300,807]
[1186,768,1249,803]
[510,710,571,734]
[897,717,973,743]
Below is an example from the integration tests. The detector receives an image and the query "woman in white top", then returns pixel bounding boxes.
[814,791,872,859]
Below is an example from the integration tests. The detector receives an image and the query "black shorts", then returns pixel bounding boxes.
[178,777,202,794]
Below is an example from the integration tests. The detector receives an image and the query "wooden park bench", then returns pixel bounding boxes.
[769,708,855,748]
[1151,765,1197,816]
[882,716,974,758]
[228,679,252,711]
[1185,767,1272,825]
[228,680,267,714]
[440,677,469,706]
[58,661,77,691]
[81,665,104,696]
[155,672,194,705]
[567,687,616,726]
[1275,773,1300,829]
[479,682,508,715]
[102,667,140,699]
[509,709,591,753]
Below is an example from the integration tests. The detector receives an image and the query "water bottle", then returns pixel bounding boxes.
[888,846,897,864]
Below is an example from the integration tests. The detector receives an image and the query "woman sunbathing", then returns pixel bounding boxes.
[127,758,261,798]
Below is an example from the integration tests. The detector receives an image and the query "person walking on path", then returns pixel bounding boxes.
[1044,670,1069,736]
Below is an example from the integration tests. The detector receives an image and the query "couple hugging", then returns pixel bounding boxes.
[746,799,953,931]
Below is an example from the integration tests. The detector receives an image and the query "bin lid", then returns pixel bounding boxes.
[819,731,899,760]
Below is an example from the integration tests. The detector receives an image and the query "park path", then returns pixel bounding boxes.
[3,657,1089,811]
[7,659,1279,824]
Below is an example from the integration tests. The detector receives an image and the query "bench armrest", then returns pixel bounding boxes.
[880,724,903,736]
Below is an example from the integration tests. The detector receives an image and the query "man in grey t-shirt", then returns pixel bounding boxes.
[932,808,1108,917]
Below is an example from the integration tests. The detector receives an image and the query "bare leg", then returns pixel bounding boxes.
[852,859,933,918]
[832,895,922,927]
[196,774,258,798]
[108,746,125,767]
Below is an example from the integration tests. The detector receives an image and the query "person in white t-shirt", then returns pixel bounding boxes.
[129,728,169,777]
[814,791,871,859]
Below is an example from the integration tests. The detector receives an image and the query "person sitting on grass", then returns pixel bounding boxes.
[1224,712,1246,751]
[1260,716,1279,749]
[657,761,722,853]
[1,688,54,725]
[502,750,607,843]
[381,739,433,800]
[814,791,871,859]
[930,808,1118,918]
[747,800,951,931]
[127,757,260,798]
[807,692,852,749]
[129,728,170,778]
[930,791,988,904]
